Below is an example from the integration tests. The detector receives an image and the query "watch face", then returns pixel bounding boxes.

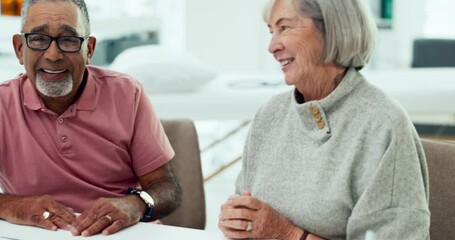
[126,188,155,222]
[139,191,155,207]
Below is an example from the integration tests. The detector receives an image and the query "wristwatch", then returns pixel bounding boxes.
[126,187,155,222]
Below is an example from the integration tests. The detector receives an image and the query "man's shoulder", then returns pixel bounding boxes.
[0,79,12,87]
[0,74,23,90]
[88,65,133,79]
[0,75,24,109]
[87,65,141,89]
[87,66,142,96]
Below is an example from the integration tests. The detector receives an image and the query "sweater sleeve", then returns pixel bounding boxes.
[346,117,430,240]
[235,106,265,194]
[235,134,248,195]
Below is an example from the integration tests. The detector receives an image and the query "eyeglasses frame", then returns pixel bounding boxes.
[22,33,90,53]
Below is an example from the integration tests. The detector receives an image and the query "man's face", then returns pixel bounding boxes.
[13,1,95,99]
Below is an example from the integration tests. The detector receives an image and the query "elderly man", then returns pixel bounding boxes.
[0,0,181,237]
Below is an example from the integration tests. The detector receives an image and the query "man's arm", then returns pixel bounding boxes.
[71,162,182,237]
[138,162,182,220]
[0,193,76,230]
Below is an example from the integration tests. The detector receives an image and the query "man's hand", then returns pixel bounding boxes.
[71,195,145,237]
[0,194,76,231]
[71,163,181,237]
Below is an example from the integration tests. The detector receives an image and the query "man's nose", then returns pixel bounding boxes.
[43,40,64,61]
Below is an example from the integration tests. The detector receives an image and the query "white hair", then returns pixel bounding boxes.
[264,0,377,69]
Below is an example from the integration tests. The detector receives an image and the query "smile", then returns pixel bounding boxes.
[42,69,67,74]
[280,59,294,67]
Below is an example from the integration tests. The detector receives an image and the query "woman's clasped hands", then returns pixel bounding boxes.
[219,191,301,240]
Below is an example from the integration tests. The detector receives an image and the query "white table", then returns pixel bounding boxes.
[0,220,225,240]
[364,68,455,125]
[150,72,290,121]
[149,68,455,125]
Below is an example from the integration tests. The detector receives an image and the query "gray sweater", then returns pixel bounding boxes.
[236,68,430,240]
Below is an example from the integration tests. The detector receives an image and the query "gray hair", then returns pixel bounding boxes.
[298,0,377,69]
[265,0,377,69]
[21,0,91,35]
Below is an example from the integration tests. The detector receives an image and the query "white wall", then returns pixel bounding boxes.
[184,0,277,73]
[423,0,455,37]
[156,0,186,49]
[182,0,429,72]
[370,0,427,70]
[391,0,426,68]
[0,16,20,55]
[1,0,447,72]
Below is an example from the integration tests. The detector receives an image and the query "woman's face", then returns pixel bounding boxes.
[267,0,324,88]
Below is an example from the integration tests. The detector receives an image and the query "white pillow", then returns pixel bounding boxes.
[109,45,217,93]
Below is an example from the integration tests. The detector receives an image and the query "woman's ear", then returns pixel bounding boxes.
[12,34,25,65]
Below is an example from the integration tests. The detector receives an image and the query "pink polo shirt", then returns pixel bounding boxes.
[0,66,174,212]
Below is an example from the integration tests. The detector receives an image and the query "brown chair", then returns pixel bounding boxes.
[160,119,206,230]
[421,138,455,240]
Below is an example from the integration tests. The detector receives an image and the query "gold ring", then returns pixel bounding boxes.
[246,221,253,232]
[105,215,112,224]
[42,211,50,220]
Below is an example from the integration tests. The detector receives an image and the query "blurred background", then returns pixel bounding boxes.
[1,0,454,231]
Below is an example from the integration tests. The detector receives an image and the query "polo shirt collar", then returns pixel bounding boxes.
[23,68,98,112]
[76,68,98,111]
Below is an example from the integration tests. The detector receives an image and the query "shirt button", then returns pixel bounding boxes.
[317,121,325,129]
[310,106,319,114]
[61,136,68,142]
[58,118,64,124]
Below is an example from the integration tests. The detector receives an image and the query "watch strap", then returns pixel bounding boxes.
[126,187,155,222]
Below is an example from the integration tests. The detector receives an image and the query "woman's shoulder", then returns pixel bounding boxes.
[257,89,293,112]
[250,89,294,124]
[264,89,293,107]
[354,75,411,124]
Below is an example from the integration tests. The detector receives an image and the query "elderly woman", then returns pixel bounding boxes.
[218,0,430,239]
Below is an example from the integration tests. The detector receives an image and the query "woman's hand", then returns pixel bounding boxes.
[70,195,145,237]
[219,191,301,239]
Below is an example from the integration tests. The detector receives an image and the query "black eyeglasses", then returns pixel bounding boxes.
[22,33,89,53]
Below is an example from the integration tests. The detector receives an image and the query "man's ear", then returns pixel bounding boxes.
[12,34,24,65]
[85,36,96,65]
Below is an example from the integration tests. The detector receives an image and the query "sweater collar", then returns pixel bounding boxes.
[291,67,363,141]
